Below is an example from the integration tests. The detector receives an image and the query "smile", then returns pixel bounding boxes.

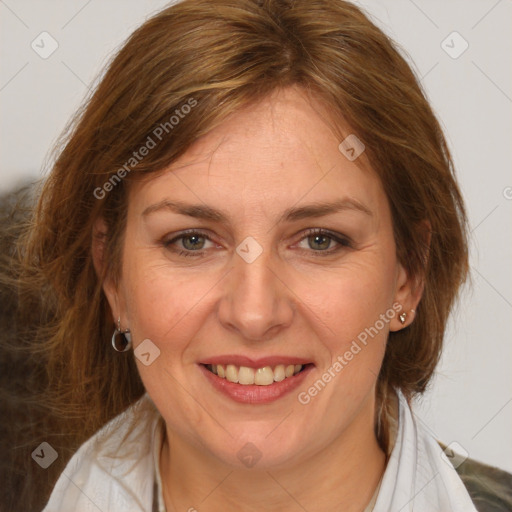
[205,363,304,386]
[199,361,314,404]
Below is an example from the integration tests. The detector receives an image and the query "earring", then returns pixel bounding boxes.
[399,312,407,325]
[112,317,132,352]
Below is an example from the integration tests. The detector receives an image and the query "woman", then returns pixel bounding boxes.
[4,0,511,511]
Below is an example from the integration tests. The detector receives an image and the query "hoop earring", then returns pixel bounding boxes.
[112,317,132,352]
[399,312,407,325]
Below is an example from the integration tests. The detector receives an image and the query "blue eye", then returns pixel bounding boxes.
[163,230,214,257]
[298,228,353,256]
[163,228,352,258]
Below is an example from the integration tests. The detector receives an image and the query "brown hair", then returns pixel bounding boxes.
[2,0,468,507]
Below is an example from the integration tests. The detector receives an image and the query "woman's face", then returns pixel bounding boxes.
[104,86,416,469]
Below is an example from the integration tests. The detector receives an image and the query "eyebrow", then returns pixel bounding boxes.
[142,198,373,223]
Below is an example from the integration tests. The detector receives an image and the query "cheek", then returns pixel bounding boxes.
[119,258,222,427]
[298,258,397,337]
[120,253,218,354]
[292,256,397,402]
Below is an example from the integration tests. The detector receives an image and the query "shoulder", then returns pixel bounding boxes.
[43,394,161,512]
[438,442,512,512]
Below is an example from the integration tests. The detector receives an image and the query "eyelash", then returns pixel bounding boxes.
[163,228,353,259]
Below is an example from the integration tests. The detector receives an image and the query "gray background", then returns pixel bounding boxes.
[1,0,511,472]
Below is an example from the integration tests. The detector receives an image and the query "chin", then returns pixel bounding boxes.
[202,425,309,471]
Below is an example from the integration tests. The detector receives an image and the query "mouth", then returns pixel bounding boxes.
[204,363,307,385]
[199,360,314,404]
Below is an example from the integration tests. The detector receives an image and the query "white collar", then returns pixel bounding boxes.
[372,389,477,511]
[44,391,477,511]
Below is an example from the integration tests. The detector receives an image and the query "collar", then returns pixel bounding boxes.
[371,389,478,511]
[44,390,478,511]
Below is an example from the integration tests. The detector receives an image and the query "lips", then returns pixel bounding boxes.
[198,356,315,404]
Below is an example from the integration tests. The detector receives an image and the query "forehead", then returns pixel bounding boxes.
[130,87,388,223]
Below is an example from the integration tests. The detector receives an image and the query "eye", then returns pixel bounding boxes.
[296,228,353,256]
[163,230,215,257]
[162,228,353,259]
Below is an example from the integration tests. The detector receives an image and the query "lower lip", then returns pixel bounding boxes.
[199,364,314,404]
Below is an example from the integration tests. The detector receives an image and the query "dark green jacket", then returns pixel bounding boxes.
[439,442,512,512]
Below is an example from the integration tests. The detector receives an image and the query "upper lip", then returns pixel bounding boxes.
[199,355,313,368]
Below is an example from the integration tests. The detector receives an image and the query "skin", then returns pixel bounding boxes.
[95,86,423,511]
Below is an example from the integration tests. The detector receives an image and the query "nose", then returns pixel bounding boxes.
[217,244,294,342]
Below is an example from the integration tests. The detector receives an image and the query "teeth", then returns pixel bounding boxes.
[207,363,304,386]
[226,364,239,383]
[273,364,285,382]
[254,366,274,385]
[238,366,255,385]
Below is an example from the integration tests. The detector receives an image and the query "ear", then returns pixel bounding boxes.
[389,221,431,331]
[388,265,424,331]
[92,217,119,322]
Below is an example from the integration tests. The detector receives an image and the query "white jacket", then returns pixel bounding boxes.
[42,391,478,512]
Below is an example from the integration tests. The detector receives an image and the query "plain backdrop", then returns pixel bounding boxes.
[1,0,511,472]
